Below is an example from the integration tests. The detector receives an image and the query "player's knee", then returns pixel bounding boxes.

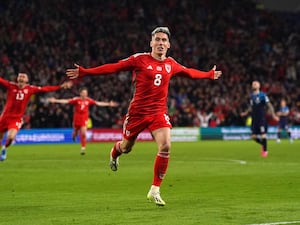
[159,142,171,153]
[121,147,132,154]
[7,134,15,141]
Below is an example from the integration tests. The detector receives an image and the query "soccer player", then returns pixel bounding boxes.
[241,81,279,157]
[48,87,118,155]
[276,98,293,143]
[66,27,222,206]
[0,73,72,161]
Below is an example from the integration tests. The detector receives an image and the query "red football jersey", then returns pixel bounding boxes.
[0,77,60,118]
[79,53,214,115]
[68,97,96,125]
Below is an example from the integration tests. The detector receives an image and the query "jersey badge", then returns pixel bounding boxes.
[165,64,171,73]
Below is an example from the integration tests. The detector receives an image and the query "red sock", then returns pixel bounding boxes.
[5,139,13,148]
[80,134,86,148]
[111,141,122,159]
[152,152,170,186]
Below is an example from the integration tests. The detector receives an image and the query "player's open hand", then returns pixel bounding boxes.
[66,64,80,79]
[60,80,73,89]
[109,101,119,107]
[212,65,222,80]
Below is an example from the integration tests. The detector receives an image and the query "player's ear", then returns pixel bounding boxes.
[167,41,170,49]
[24,74,29,83]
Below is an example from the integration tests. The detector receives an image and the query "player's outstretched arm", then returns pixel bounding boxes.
[0,76,10,88]
[48,97,69,104]
[95,100,119,107]
[35,80,72,93]
[178,64,222,80]
[66,58,133,80]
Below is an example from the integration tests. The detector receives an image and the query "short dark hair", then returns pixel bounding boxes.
[79,87,88,93]
[151,27,171,39]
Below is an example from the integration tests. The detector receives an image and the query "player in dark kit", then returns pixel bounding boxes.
[66,27,222,206]
[241,81,278,157]
[276,99,293,143]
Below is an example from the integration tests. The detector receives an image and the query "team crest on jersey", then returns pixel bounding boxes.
[165,64,171,73]
[255,96,260,103]
[24,89,28,94]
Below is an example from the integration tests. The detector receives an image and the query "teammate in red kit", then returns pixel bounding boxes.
[0,73,72,161]
[48,87,118,155]
[66,27,222,206]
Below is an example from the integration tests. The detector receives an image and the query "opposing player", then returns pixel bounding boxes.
[0,73,72,161]
[241,81,278,157]
[276,99,293,143]
[66,27,222,206]
[48,87,118,155]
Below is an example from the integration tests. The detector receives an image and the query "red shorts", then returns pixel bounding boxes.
[73,119,88,130]
[123,113,172,141]
[0,116,23,132]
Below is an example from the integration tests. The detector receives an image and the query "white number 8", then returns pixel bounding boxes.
[154,74,162,86]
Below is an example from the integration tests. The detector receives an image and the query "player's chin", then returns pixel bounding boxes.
[156,50,166,56]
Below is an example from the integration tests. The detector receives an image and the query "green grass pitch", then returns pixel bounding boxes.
[0,140,299,225]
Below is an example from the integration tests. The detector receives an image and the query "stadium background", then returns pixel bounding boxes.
[1,2,300,225]
[0,0,299,130]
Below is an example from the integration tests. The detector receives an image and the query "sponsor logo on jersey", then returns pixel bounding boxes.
[147,65,153,70]
[156,66,162,71]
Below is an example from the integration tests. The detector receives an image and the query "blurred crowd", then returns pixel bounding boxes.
[0,0,300,129]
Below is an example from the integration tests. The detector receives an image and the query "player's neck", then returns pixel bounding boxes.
[151,52,166,61]
[17,83,26,89]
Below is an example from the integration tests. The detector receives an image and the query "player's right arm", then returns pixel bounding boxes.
[0,76,11,88]
[240,105,252,117]
[267,102,279,121]
[66,56,135,79]
[48,97,70,104]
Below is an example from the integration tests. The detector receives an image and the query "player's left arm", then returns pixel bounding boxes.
[174,64,222,80]
[31,81,72,93]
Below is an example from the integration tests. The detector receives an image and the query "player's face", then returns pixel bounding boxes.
[17,73,29,84]
[280,100,286,106]
[80,90,88,98]
[150,32,170,57]
[252,81,260,91]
